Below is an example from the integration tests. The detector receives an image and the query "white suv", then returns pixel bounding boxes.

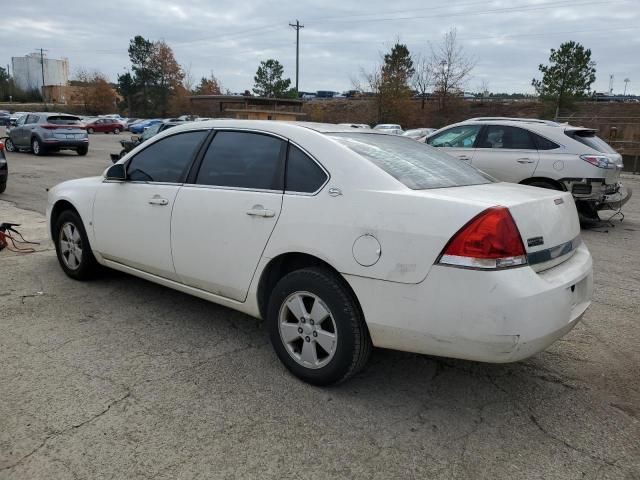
[425,117,631,217]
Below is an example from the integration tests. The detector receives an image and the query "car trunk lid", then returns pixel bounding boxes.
[421,182,581,272]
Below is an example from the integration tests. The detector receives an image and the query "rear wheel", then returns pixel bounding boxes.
[267,267,372,385]
[77,146,88,156]
[4,138,17,153]
[0,182,6,194]
[53,210,98,280]
[32,138,44,156]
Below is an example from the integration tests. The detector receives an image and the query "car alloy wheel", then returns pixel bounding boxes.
[59,222,83,270]
[32,138,42,155]
[278,291,338,369]
[114,128,120,134]
[4,138,16,152]
[87,128,94,134]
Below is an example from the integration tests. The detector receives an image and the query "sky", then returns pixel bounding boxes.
[2,0,639,95]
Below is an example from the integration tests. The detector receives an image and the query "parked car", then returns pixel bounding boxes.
[112,121,185,160]
[4,113,88,156]
[84,118,123,134]
[0,111,10,127]
[338,123,371,129]
[374,124,403,134]
[129,119,163,134]
[425,117,631,217]
[0,140,7,193]
[402,128,436,139]
[48,120,593,385]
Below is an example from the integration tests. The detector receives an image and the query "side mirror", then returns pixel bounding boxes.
[105,163,126,181]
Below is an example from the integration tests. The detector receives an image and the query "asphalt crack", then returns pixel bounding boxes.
[0,390,131,472]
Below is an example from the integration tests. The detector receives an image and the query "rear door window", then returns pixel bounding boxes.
[477,125,536,149]
[330,133,493,190]
[285,145,328,193]
[127,130,208,183]
[195,131,285,191]
[531,133,559,150]
[25,115,40,124]
[428,125,481,148]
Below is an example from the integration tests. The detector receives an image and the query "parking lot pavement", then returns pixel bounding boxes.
[1,141,639,479]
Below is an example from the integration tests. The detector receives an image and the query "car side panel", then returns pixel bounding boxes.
[263,189,487,285]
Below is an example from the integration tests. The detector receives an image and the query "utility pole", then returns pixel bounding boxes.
[39,48,48,109]
[289,20,304,94]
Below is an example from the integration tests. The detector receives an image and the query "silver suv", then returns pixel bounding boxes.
[426,117,630,216]
[5,113,89,156]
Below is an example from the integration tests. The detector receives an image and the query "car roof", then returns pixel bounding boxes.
[153,120,393,141]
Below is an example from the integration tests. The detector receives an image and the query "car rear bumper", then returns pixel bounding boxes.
[344,242,593,363]
[598,183,632,210]
[43,138,89,149]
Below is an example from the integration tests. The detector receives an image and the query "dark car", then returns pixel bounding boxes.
[0,140,7,193]
[84,118,124,134]
[4,113,89,156]
[0,111,10,127]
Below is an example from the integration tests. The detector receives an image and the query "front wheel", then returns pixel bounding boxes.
[0,182,6,194]
[77,146,88,156]
[113,128,120,134]
[267,267,372,385]
[87,127,94,134]
[53,210,98,280]
[4,138,17,153]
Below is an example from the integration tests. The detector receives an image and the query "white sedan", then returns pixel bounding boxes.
[47,120,593,385]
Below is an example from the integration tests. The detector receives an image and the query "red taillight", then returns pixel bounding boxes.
[0,142,4,151]
[439,206,527,269]
[41,124,58,130]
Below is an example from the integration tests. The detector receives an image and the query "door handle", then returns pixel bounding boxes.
[148,197,169,206]
[246,205,275,217]
[516,158,535,164]
[457,155,470,161]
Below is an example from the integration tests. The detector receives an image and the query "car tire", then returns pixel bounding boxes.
[87,127,94,134]
[32,138,44,156]
[114,128,120,134]
[4,138,17,153]
[0,182,6,194]
[77,146,88,156]
[267,267,372,385]
[527,180,561,190]
[53,210,98,280]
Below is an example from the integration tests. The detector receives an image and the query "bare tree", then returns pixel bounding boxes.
[430,28,475,111]
[412,54,434,109]
[182,62,196,93]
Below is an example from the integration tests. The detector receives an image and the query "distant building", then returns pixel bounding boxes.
[11,53,69,93]
[189,95,305,121]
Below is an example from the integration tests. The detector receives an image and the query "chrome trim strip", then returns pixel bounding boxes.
[527,236,581,266]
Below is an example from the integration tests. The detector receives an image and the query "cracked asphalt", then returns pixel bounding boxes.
[0,132,639,479]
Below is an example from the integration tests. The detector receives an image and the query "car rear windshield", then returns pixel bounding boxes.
[565,129,616,154]
[329,133,494,190]
[47,115,82,125]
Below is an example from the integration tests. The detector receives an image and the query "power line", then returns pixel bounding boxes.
[289,20,304,92]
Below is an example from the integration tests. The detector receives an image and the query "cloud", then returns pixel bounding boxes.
[1,0,638,94]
